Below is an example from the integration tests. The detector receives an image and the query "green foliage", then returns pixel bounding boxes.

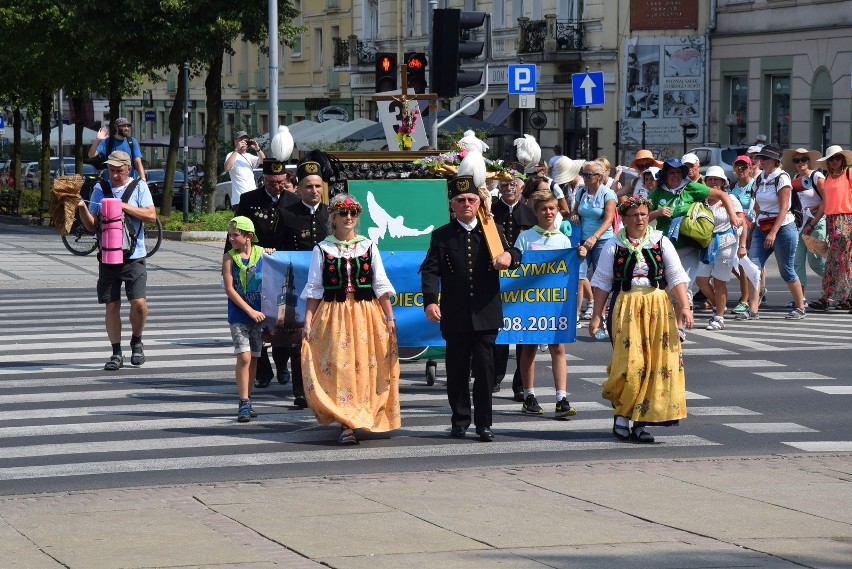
[161,209,232,232]
[19,189,41,214]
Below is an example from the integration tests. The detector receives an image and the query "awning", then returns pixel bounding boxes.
[485,99,517,127]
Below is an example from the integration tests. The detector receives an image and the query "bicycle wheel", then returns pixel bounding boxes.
[144,217,163,258]
[62,218,99,256]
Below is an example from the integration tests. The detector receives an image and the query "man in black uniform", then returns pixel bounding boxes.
[420,176,521,442]
[490,176,537,400]
[228,157,299,389]
[276,156,330,408]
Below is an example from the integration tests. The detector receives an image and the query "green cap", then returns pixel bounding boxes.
[229,216,258,243]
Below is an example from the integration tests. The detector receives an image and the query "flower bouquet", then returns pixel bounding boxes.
[415,148,526,181]
[395,102,420,150]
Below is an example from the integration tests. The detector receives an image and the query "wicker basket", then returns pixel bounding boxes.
[50,175,84,235]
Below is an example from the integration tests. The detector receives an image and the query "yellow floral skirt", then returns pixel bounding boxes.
[301,295,401,432]
[601,286,687,425]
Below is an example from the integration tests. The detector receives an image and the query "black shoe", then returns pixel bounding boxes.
[293,395,308,409]
[254,377,272,389]
[450,426,466,438]
[277,371,291,385]
[476,427,494,442]
[492,382,501,393]
[522,394,544,415]
[512,391,525,403]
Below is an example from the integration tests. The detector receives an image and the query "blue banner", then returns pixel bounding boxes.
[261,248,580,347]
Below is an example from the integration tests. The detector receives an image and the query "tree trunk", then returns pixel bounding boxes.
[71,95,86,173]
[39,88,53,205]
[204,53,224,214]
[12,107,22,191]
[162,66,188,218]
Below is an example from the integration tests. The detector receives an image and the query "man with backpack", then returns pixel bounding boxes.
[77,151,157,371]
[88,118,147,181]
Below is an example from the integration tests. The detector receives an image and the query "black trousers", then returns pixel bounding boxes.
[289,342,304,397]
[443,330,497,430]
[493,343,523,393]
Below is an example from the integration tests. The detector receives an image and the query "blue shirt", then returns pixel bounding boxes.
[227,254,263,323]
[577,188,617,240]
[88,179,154,260]
[96,136,142,178]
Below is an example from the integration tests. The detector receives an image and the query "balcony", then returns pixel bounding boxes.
[333,36,378,69]
[518,15,583,57]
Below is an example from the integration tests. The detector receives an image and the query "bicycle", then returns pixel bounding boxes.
[62,213,163,258]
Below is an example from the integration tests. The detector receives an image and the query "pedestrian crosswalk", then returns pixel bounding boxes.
[1,285,850,490]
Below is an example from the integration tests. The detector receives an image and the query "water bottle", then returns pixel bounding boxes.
[594,328,608,341]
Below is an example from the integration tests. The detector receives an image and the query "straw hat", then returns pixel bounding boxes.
[781,148,821,172]
[552,157,584,185]
[629,149,663,170]
[815,145,852,169]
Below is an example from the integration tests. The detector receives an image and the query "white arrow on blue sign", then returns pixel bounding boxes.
[571,71,605,106]
[508,64,537,94]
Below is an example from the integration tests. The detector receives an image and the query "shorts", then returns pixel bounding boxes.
[696,243,737,281]
[97,259,147,304]
[230,321,263,356]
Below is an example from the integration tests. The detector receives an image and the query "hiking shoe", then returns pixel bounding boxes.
[104,354,123,371]
[555,398,576,419]
[735,310,759,320]
[731,301,749,314]
[706,315,725,330]
[237,401,252,423]
[248,402,258,418]
[785,307,806,320]
[522,394,544,415]
[130,342,145,366]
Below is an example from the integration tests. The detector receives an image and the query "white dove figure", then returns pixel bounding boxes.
[366,191,434,242]
[458,129,489,154]
[514,134,541,169]
[270,125,294,162]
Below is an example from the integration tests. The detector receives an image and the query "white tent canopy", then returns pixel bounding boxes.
[32,126,99,146]
[297,118,377,149]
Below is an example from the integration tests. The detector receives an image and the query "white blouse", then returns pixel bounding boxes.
[300,239,396,300]
[589,230,689,293]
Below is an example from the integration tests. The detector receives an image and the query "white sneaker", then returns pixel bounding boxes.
[705,316,725,331]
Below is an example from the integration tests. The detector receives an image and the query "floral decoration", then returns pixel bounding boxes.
[395,102,420,150]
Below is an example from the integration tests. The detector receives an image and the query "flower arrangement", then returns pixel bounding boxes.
[395,102,420,150]
[414,148,526,182]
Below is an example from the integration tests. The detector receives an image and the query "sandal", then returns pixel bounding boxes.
[612,418,630,441]
[338,428,358,445]
[630,427,655,444]
[104,354,124,371]
[835,300,852,311]
[130,343,145,366]
[808,299,829,311]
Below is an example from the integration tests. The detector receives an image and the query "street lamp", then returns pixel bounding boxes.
[725,114,737,145]
[679,116,690,155]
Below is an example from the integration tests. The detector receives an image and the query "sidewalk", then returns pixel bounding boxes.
[2,454,850,568]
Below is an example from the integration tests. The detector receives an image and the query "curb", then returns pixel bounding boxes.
[162,230,224,242]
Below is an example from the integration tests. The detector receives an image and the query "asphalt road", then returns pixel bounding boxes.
[1,223,850,495]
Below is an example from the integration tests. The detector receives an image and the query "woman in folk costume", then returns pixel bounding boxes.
[301,193,401,445]
[588,197,693,443]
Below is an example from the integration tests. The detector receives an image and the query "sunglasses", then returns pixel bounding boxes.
[735,164,749,170]
[337,210,359,217]
[792,157,809,164]
[827,155,843,161]
[580,172,599,178]
[635,162,653,170]
[453,196,479,204]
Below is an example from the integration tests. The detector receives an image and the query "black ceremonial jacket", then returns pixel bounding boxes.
[491,199,537,246]
[276,200,330,251]
[420,220,521,333]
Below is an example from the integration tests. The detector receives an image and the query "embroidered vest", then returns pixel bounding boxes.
[321,248,377,302]
[612,241,667,292]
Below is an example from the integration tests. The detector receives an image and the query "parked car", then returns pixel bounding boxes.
[688,145,749,185]
[22,162,39,189]
[145,168,185,207]
[213,168,262,210]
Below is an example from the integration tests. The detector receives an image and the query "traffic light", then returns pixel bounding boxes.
[431,9,486,98]
[375,52,397,93]
[404,52,428,94]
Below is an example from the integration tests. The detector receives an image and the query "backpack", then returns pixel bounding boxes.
[756,172,803,228]
[99,178,142,261]
[677,201,715,248]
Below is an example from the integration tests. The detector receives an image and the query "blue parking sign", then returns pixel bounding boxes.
[508,64,537,94]
[571,72,605,106]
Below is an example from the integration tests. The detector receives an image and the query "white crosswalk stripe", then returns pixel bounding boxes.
[5,285,851,488]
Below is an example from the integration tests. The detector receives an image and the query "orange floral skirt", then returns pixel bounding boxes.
[301,295,401,432]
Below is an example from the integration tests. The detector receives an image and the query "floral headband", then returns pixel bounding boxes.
[617,196,653,215]
[329,195,362,216]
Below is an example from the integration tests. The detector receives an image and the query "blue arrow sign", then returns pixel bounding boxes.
[571,72,604,106]
[508,64,537,94]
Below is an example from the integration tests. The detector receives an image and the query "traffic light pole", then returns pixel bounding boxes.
[430,14,491,149]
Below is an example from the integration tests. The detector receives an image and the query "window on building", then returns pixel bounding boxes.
[406,0,416,36]
[729,76,747,145]
[532,0,541,19]
[291,0,303,56]
[493,0,505,27]
[196,112,206,135]
[313,28,323,71]
[769,75,790,147]
[513,0,524,23]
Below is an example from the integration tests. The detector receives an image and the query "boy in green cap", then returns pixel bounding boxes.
[222,216,266,422]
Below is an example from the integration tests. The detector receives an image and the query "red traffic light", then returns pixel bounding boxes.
[407,56,425,70]
[380,56,393,72]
